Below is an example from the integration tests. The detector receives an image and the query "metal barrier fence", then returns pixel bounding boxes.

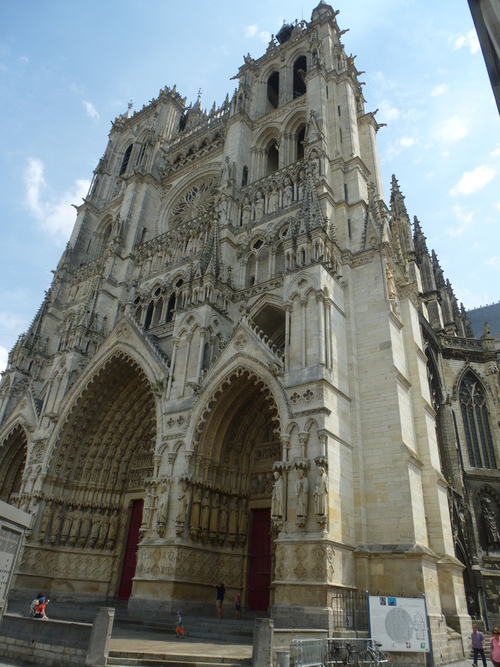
[291,638,391,667]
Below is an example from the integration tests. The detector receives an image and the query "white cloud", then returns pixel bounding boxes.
[83,100,99,120]
[487,256,500,269]
[400,137,414,148]
[431,84,448,97]
[245,24,258,38]
[19,55,29,64]
[24,158,90,242]
[450,165,496,196]
[377,100,399,121]
[491,146,500,158]
[446,205,474,237]
[432,115,468,143]
[0,346,8,373]
[453,30,480,54]
[244,23,271,43]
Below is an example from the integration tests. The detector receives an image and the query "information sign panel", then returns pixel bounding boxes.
[368,595,429,653]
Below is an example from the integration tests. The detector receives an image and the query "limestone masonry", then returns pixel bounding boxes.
[1,4,499,664]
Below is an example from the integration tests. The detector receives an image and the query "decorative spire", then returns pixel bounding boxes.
[390,174,408,219]
[413,216,428,265]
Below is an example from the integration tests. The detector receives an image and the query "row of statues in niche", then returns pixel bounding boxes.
[271,466,328,530]
[176,482,249,547]
[241,171,308,225]
[37,500,120,551]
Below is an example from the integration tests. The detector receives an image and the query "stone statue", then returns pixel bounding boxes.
[268,187,278,214]
[483,497,500,545]
[255,191,264,220]
[97,512,110,549]
[89,510,102,547]
[283,179,293,208]
[69,506,82,546]
[107,511,119,550]
[38,501,52,541]
[242,200,251,225]
[238,498,248,536]
[157,487,169,525]
[296,469,309,518]
[271,472,284,518]
[218,495,228,542]
[314,467,328,518]
[79,508,92,546]
[228,496,239,536]
[209,493,220,535]
[176,483,189,524]
[142,492,153,529]
[238,498,248,546]
[200,490,211,531]
[60,507,74,544]
[190,487,202,534]
[49,505,62,544]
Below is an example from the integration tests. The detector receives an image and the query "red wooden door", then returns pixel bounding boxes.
[248,508,271,611]
[118,499,143,600]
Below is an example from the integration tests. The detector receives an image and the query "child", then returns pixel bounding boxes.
[34,597,49,619]
[29,593,43,617]
[175,611,184,638]
[235,592,241,619]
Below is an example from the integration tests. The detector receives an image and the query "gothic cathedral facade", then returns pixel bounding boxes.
[1,3,499,663]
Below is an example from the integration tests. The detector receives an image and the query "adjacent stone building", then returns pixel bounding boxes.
[1,3,499,663]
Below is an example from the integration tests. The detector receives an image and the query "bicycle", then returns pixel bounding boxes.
[358,641,391,666]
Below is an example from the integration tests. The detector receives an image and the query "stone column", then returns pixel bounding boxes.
[325,300,332,369]
[166,338,179,398]
[196,328,207,383]
[301,297,307,368]
[181,332,193,397]
[285,304,292,372]
[316,291,325,366]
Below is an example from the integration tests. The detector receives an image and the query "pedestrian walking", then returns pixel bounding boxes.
[174,611,184,638]
[490,627,500,667]
[471,624,486,667]
[214,581,225,619]
[235,592,241,619]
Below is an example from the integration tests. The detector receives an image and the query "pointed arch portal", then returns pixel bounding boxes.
[188,367,281,610]
[17,353,156,599]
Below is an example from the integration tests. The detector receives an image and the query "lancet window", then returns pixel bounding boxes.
[119,144,133,176]
[459,373,496,469]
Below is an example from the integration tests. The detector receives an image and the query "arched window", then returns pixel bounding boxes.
[267,142,279,175]
[119,144,133,176]
[246,255,257,287]
[293,56,307,98]
[296,126,306,161]
[274,243,285,275]
[152,298,163,327]
[459,373,497,469]
[144,301,154,330]
[165,293,176,323]
[267,72,280,110]
[241,166,248,187]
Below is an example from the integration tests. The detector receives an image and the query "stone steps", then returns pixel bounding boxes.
[107,651,251,667]
[115,616,254,644]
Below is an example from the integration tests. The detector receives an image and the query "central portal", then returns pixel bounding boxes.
[249,508,271,611]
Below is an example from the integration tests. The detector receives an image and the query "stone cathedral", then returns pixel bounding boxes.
[1,3,500,663]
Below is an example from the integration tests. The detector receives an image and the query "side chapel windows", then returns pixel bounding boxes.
[460,373,497,469]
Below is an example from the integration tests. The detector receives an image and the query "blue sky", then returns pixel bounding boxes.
[1,0,499,371]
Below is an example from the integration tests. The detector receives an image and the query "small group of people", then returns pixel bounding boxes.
[214,581,241,619]
[29,594,49,619]
[471,624,500,667]
[173,583,242,638]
